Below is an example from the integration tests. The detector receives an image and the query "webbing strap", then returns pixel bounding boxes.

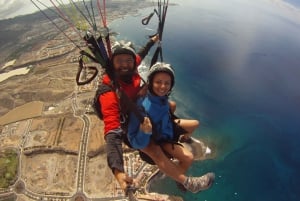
[142,0,169,67]
[76,55,98,85]
[118,90,145,124]
[151,45,163,67]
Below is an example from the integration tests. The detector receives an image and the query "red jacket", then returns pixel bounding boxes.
[99,55,143,135]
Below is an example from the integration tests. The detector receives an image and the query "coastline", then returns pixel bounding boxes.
[144,167,161,193]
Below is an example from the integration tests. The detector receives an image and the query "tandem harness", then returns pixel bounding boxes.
[93,82,145,123]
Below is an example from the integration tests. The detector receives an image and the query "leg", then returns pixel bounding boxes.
[162,143,194,173]
[169,100,176,114]
[161,143,194,192]
[141,141,187,184]
[142,141,215,193]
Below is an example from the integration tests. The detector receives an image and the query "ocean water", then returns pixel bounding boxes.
[110,0,300,200]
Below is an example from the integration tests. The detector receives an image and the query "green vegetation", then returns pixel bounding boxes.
[0,150,18,188]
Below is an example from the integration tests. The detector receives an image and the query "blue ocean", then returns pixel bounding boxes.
[111,0,300,200]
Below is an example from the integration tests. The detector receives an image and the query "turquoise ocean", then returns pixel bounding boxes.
[110,0,300,200]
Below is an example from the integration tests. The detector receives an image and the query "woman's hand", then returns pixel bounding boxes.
[140,117,152,134]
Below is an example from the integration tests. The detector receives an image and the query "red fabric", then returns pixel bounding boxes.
[99,89,121,135]
[119,74,142,99]
[136,54,141,66]
[100,72,142,135]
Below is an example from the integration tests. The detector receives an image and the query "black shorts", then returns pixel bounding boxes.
[173,120,188,142]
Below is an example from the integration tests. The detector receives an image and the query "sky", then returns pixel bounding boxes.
[0,0,29,19]
[0,0,70,20]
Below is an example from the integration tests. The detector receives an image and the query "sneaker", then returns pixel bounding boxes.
[183,172,215,193]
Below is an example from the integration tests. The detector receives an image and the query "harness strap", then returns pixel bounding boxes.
[96,84,112,95]
[142,0,169,67]
[141,12,155,25]
[118,90,145,124]
[76,55,98,85]
[151,45,162,66]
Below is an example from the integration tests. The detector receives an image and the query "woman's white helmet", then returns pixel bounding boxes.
[148,62,175,94]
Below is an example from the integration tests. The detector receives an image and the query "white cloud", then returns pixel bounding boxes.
[0,0,26,19]
[0,0,72,20]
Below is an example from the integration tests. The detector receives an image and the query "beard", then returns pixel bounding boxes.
[116,69,135,84]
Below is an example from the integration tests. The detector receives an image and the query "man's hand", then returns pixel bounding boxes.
[151,34,160,43]
[114,171,133,192]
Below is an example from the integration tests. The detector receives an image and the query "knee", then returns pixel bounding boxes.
[186,151,194,163]
[169,101,176,113]
[192,120,200,128]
